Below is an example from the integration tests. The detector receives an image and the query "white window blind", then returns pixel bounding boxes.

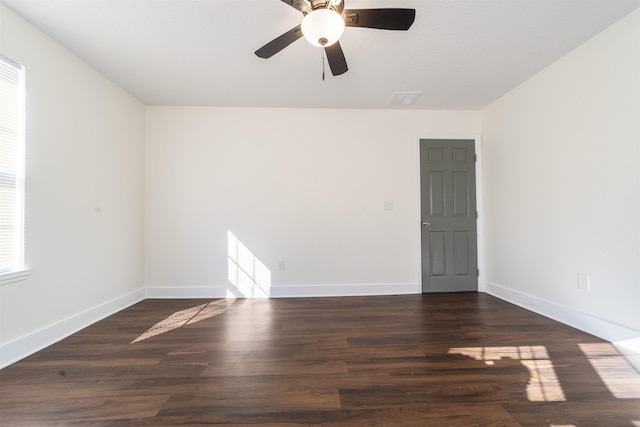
[0,54,26,279]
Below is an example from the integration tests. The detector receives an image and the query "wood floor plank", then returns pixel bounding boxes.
[503,400,640,426]
[1,293,639,426]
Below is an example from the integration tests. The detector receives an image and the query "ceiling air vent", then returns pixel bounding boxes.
[389,91,422,106]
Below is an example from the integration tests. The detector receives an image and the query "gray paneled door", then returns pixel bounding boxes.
[420,139,478,293]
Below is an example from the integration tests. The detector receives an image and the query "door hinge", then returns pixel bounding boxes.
[477,268,480,276]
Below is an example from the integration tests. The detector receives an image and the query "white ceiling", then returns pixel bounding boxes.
[2,0,639,109]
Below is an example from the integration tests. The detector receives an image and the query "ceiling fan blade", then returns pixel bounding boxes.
[279,0,312,14]
[255,25,303,59]
[343,9,416,30]
[325,42,348,76]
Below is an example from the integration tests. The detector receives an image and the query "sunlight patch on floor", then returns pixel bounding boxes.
[579,343,640,399]
[448,346,566,402]
[131,298,235,343]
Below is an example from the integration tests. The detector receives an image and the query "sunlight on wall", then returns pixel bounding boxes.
[448,346,566,402]
[227,230,271,298]
[579,343,640,399]
[131,298,235,343]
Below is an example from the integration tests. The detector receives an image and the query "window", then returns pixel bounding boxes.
[0,54,29,285]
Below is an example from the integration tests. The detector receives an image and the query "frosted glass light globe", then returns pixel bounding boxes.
[301,9,345,47]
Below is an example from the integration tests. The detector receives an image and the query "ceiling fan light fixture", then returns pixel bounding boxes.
[301,9,345,47]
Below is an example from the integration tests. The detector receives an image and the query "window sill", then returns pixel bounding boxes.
[0,269,32,286]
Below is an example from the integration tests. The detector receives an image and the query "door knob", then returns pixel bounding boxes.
[422,221,431,228]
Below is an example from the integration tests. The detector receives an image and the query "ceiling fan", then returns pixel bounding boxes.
[255,0,416,76]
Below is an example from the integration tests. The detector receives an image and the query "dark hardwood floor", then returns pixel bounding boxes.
[1,293,639,426]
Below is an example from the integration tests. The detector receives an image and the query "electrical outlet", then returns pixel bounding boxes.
[577,274,590,291]
[278,260,285,271]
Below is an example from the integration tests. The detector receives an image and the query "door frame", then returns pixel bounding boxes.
[416,136,485,293]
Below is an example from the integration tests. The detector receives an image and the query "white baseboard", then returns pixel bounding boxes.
[269,283,418,298]
[0,288,145,369]
[145,283,419,299]
[485,281,640,353]
[145,286,229,299]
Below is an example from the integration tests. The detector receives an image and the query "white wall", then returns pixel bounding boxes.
[0,4,146,367]
[145,107,481,298]
[481,10,640,342]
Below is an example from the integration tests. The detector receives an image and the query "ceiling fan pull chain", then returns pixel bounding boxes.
[321,47,326,81]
